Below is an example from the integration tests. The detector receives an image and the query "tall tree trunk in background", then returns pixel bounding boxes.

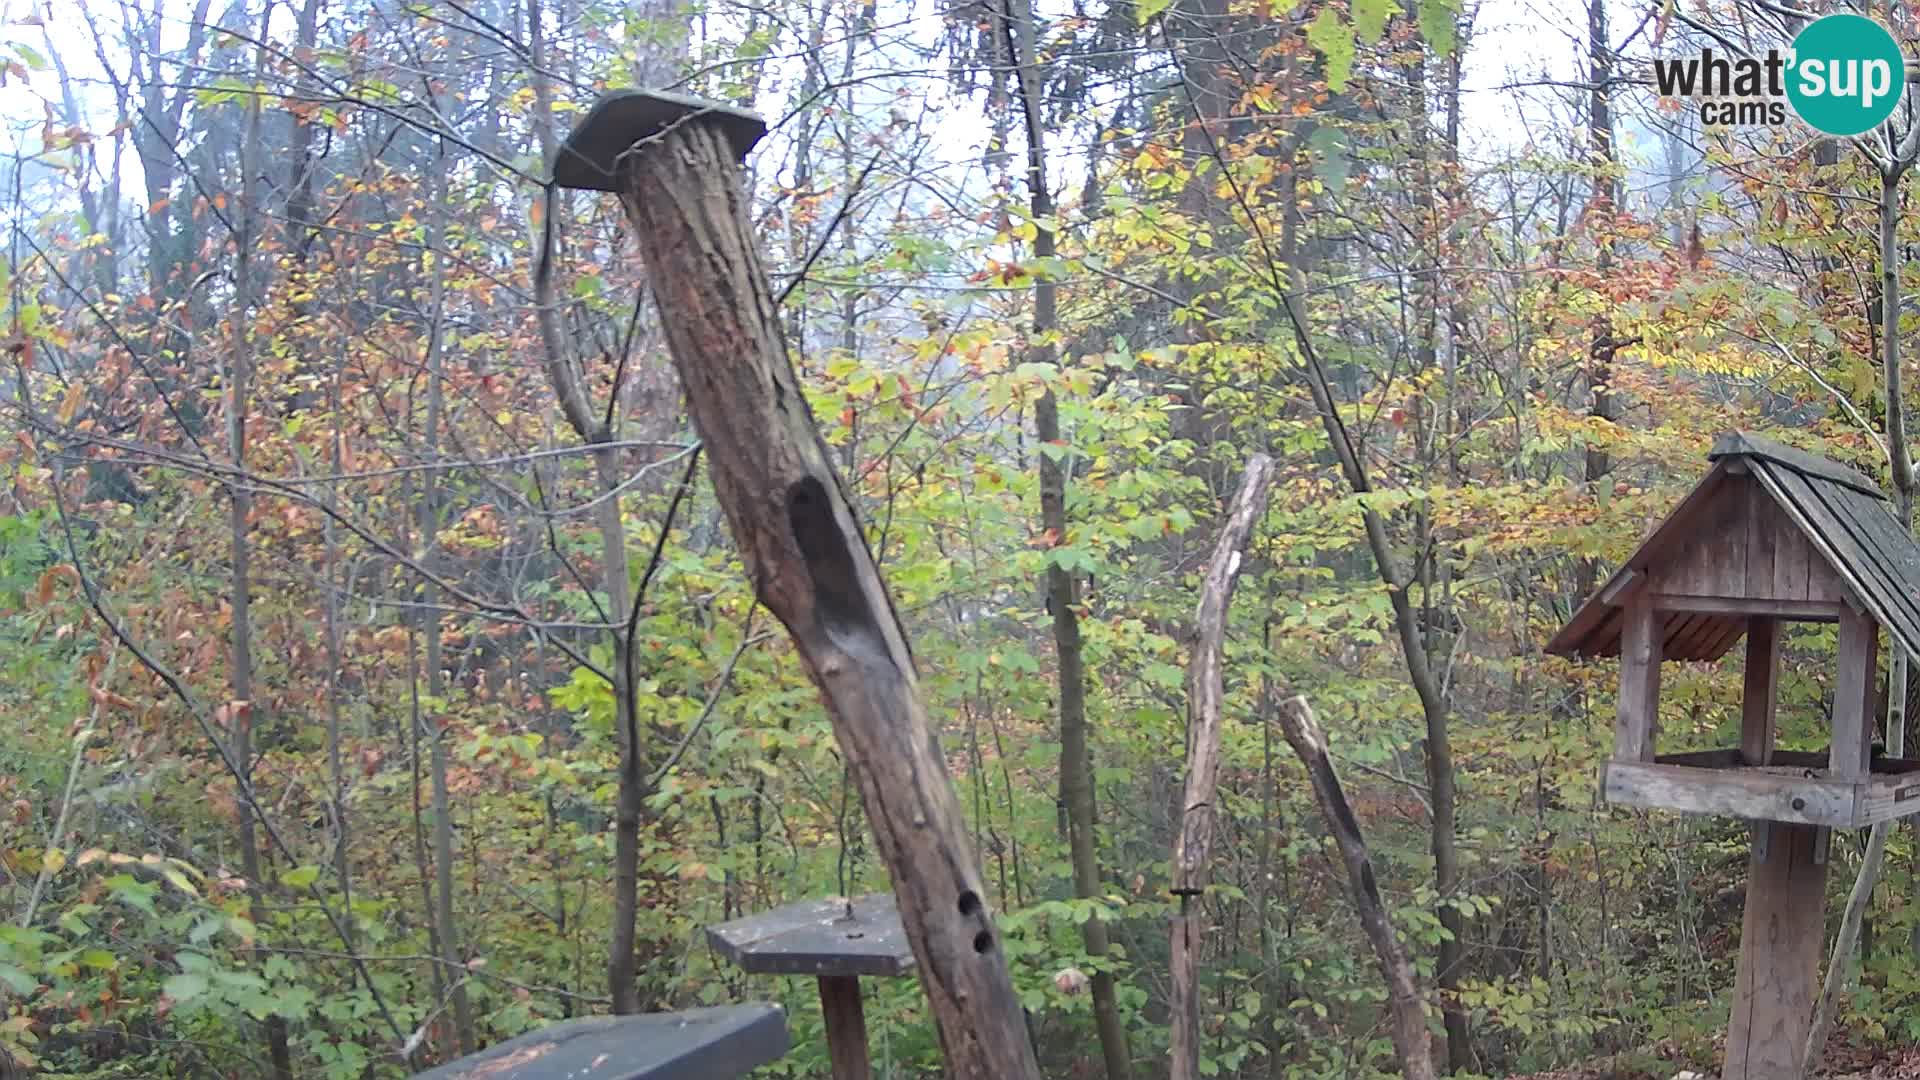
[1581,0,1617,551]
[1275,168,1464,1074]
[227,18,293,1079]
[1406,44,1471,1074]
[1001,1,1132,1076]
[1806,162,1917,1071]
[419,149,476,1055]
[527,0,646,1013]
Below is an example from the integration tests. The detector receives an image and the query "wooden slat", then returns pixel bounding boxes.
[1824,484,1920,658]
[1712,480,1751,598]
[1701,616,1752,662]
[1833,606,1878,779]
[1662,612,1702,659]
[1601,762,1857,825]
[1548,463,1735,657]
[1590,605,1625,658]
[1743,618,1780,766]
[1651,595,1842,620]
[1651,480,1749,598]
[1773,502,1813,602]
[1654,749,1746,768]
[1855,771,1920,825]
[1616,593,1661,762]
[1746,479,1779,598]
[1797,475,1920,643]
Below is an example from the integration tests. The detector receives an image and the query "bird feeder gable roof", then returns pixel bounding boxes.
[1547,432,1920,664]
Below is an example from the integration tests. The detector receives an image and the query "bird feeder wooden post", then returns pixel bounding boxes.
[550,90,1041,1080]
[1550,433,1920,1080]
[707,894,916,1080]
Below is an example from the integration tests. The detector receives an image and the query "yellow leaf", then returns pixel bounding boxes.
[41,847,66,874]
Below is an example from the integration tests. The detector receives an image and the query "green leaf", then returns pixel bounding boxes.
[1135,0,1173,23]
[0,964,34,994]
[1307,127,1351,195]
[78,948,116,970]
[1418,0,1459,56]
[1352,0,1401,43]
[282,865,321,889]
[1306,9,1356,93]
[11,43,49,72]
[163,973,209,1002]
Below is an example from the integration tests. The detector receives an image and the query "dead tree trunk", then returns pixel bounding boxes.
[1275,695,1437,1080]
[597,99,1041,1080]
[1171,453,1276,1080]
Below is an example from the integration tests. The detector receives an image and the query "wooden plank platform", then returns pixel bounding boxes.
[706,894,913,978]
[411,1005,788,1080]
[1602,751,1920,827]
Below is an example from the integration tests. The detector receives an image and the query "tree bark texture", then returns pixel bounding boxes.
[614,118,1040,1080]
[1171,452,1276,1080]
[1275,695,1437,1080]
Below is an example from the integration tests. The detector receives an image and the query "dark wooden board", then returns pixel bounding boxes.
[412,1005,787,1080]
[707,894,915,977]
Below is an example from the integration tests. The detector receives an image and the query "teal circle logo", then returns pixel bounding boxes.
[1787,15,1905,136]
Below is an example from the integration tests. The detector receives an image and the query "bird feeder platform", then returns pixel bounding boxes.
[411,1004,788,1080]
[1603,748,1920,828]
[707,894,914,1080]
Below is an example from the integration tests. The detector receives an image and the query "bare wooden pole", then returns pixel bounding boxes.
[1170,452,1275,1080]
[817,976,872,1080]
[1274,695,1437,1080]
[588,98,1040,1080]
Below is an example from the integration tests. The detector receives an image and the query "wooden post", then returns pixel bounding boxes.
[1170,454,1276,1080]
[1725,822,1828,1080]
[1741,617,1778,766]
[1832,606,1878,778]
[585,96,1040,1079]
[818,976,872,1080]
[1616,591,1661,762]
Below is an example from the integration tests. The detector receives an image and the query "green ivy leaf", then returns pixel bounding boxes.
[1419,0,1459,56]
[1306,9,1356,93]
[163,972,209,1002]
[1135,0,1174,23]
[1352,0,1401,43]
[0,964,34,994]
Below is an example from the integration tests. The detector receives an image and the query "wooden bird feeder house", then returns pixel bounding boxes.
[1549,432,1920,1079]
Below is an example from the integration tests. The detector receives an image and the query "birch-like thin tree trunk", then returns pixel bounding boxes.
[1805,161,1918,1073]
